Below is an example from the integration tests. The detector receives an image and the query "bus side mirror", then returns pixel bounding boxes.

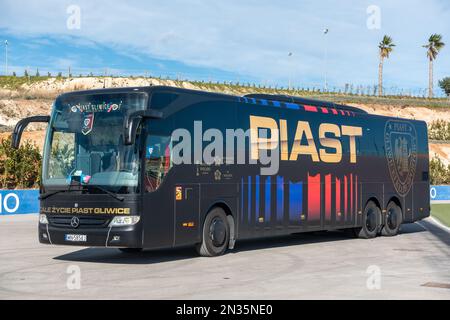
[11,115,50,149]
[124,115,142,146]
[124,110,163,145]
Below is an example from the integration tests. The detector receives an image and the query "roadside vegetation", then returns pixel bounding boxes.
[430,155,450,185]
[428,120,450,141]
[0,75,52,90]
[0,136,41,189]
[439,77,450,97]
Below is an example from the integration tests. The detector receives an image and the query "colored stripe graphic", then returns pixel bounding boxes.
[304,105,318,112]
[277,176,284,222]
[241,177,244,223]
[344,175,348,220]
[335,177,341,220]
[255,175,260,221]
[237,97,356,117]
[307,173,321,221]
[350,173,353,221]
[355,175,358,215]
[248,176,252,223]
[265,176,271,223]
[325,174,331,222]
[286,103,300,110]
[289,181,303,222]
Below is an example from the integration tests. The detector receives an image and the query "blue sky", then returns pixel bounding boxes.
[0,0,449,94]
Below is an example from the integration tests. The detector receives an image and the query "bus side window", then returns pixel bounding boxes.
[144,135,172,192]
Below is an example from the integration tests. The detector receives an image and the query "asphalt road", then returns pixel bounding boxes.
[0,215,449,299]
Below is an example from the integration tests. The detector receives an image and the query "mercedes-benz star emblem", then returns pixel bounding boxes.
[70,217,80,228]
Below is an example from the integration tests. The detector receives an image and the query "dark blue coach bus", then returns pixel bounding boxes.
[12,86,430,256]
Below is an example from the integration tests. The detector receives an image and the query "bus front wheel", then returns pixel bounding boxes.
[196,207,230,257]
[381,202,403,236]
[358,201,382,239]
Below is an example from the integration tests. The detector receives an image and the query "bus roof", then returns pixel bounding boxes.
[56,86,367,115]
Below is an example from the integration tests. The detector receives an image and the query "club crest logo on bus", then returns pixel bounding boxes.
[384,120,417,196]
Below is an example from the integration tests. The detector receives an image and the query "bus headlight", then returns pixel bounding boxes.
[109,216,140,227]
[39,214,49,225]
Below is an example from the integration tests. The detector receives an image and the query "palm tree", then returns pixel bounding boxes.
[423,34,445,98]
[378,35,395,96]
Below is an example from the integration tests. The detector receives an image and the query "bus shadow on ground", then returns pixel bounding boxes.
[53,222,428,265]
[417,219,450,247]
[399,222,428,234]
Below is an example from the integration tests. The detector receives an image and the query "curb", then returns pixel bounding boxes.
[428,216,450,232]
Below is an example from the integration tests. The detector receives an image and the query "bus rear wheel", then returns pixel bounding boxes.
[358,201,382,239]
[381,202,402,236]
[196,207,230,257]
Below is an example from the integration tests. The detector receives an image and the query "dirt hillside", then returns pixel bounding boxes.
[0,77,449,166]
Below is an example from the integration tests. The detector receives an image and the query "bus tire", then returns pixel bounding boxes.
[196,207,230,257]
[381,202,403,236]
[119,248,143,253]
[358,201,381,239]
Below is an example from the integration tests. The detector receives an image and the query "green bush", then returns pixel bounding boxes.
[439,77,450,96]
[429,155,450,185]
[0,136,42,189]
[428,120,450,140]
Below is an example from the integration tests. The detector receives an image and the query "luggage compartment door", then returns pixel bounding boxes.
[174,184,200,246]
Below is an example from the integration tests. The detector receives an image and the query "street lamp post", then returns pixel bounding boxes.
[323,28,329,92]
[4,40,8,76]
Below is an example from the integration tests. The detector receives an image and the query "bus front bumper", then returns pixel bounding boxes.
[39,223,143,248]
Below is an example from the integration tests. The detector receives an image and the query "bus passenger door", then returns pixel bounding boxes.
[174,184,200,246]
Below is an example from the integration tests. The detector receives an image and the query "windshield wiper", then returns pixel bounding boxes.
[86,185,125,202]
[39,184,124,202]
[39,189,77,200]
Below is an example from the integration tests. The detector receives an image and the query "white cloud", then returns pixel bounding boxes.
[0,0,449,89]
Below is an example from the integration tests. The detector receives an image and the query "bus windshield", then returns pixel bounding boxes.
[42,92,147,193]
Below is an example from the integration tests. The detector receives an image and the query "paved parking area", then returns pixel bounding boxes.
[0,214,449,299]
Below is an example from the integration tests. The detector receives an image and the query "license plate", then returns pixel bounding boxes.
[65,234,87,242]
